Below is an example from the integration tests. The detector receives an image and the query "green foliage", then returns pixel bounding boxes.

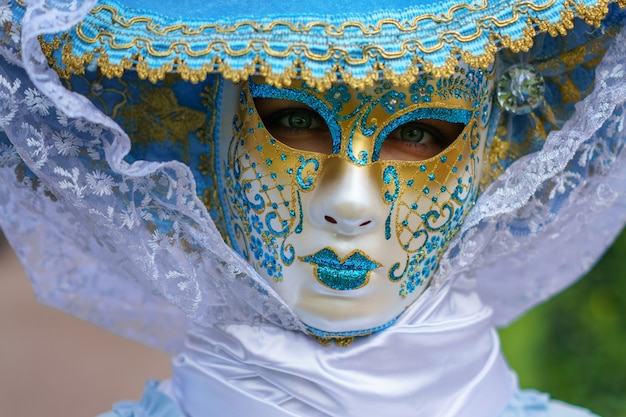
[500,228,626,416]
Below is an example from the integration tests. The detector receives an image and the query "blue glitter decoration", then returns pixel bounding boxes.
[299,248,382,291]
[296,158,320,190]
[346,121,371,165]
[423,204,453,231]
[324,84,352,111]
[294,190,304,234]
[266,212,289,236]
[389,252,411,282]
[410,77,435,103]
[381,91,408,114]
[383,165,400,240]
[280,240,295,266]
[305,315,400,339]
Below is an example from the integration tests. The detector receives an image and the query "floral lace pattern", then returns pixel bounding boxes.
[1,0,303,352]
[441,25,626,325]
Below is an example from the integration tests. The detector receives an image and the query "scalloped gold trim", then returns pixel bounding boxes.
[40,0,625,90]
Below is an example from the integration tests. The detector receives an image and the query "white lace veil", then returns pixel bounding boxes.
[1,0,625,352]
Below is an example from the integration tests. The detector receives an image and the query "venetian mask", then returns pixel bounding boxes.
[214,64,494,337]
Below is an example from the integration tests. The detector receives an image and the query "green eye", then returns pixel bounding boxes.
[400,125,426,143]
[287,111,313,129]
[253,98,333,153]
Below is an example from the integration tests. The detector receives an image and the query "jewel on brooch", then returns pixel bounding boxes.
[91,82,104,96]
[496,64,545,114]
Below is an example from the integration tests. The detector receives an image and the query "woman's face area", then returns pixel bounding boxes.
[254,98,465,161]
[218,74,492,335]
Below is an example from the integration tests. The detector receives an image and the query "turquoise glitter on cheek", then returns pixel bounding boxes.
[294,190,304,234]
[296,158,320,190]
[383,165,400,240]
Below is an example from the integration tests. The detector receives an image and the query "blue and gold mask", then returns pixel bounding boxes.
[214,64,494,337]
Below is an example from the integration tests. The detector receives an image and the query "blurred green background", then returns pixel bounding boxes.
[499,228,626,416]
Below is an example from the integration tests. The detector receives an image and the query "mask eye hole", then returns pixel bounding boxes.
[379,119,465,161]
[254,98,333,154]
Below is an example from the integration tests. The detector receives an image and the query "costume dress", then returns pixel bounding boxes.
[1,0,626,416]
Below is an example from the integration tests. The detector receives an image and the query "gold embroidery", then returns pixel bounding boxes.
[38,0,625,90]
[197,78,232,245]
[112,77,206,163]
[480,24,619,189]
[59,70,230,242]
[312,335,357,347]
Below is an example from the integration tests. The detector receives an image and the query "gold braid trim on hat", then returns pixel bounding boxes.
[38,0,625,91]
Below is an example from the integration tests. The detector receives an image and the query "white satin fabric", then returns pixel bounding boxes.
[166,281,517,417]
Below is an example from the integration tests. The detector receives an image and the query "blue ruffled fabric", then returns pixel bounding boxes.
[97,380,184,417]
[98,382,600,417]
[500,390,600,417]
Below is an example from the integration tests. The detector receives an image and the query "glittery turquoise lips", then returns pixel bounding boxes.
[299,248,382,291]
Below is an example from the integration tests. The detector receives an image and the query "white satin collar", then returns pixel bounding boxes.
[166,282,517,417]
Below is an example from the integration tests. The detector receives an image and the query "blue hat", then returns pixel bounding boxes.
[30,0,626,88]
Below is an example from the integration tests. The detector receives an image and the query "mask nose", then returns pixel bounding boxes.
[307,157,385,236]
